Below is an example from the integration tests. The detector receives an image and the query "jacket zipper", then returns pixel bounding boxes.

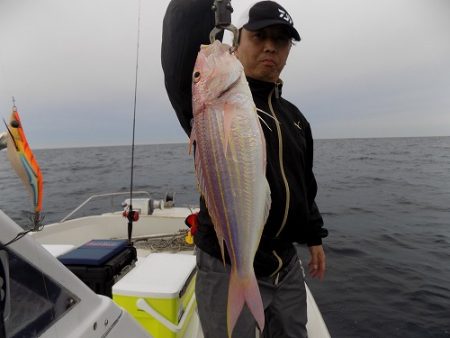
[267,84,291,277]
[268,86,290,237]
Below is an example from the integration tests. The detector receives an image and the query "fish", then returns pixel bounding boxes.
[190,40,271,337]
[4,103,43,225]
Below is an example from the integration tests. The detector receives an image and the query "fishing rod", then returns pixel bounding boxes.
[126,0,142,245]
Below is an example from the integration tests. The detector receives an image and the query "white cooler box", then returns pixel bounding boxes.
[112,253,197,338]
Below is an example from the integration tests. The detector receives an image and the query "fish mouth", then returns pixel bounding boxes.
[217,75,241,99]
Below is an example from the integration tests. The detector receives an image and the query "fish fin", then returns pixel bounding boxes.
[262,179,271,225]
[227,270,265,337]
[190,124,206,197]
[256,106,273,132]
[257,115,272,132]
[189,124,196,155]
[256,107,278,123]
[216,236,227,267]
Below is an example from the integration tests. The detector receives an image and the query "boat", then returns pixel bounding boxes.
[1,4,330,331]
[0,191,331,338]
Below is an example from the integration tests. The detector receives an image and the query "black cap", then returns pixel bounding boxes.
[241,1,300,41]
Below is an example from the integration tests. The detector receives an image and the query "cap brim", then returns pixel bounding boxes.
[243,19,301,41]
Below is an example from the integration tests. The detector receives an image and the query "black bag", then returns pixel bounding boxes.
[161,0,223,136]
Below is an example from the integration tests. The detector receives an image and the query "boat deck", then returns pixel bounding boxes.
[26,202,329,338]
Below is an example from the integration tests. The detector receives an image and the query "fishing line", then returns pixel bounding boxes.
[0,230,32,250]
[127,0,142,244]
[0,220,44,250]
[0,52,11,111]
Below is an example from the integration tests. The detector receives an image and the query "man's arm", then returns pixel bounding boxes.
[308,245,326,280]
[304,122,328,245]
[304,122,327,280]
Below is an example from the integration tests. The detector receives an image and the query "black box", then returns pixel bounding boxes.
[62,245,137,298]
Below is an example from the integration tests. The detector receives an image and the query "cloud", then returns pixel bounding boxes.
[0,0,448,148]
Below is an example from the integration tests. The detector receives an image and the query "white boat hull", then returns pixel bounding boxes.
[1,202,330,338]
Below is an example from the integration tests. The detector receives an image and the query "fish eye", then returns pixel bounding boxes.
[193,71,201,83]
[10,120,20,128]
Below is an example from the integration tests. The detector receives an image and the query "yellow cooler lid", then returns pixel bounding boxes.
[112,253,196,298]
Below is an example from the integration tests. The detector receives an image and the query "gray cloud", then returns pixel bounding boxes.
[0,0,448,148]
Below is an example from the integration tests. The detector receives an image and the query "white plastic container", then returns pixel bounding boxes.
[113,253,197,338]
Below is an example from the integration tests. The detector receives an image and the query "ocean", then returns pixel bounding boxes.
[1,137,449,338]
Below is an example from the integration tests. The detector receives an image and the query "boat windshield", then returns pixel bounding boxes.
[0,248,79,338]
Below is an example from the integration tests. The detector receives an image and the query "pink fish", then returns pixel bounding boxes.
[190,40,271,337]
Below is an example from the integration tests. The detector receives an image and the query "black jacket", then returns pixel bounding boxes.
[161,0,327,277]
[194,78,327,277]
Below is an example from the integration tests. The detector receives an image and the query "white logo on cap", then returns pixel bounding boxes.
[278,8,293,25]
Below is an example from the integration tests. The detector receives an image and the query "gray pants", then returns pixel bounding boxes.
[195,249,307,338]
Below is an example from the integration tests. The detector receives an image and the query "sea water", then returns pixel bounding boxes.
[1,137,449,337]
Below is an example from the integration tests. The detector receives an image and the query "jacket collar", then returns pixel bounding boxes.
[247,77,283,98]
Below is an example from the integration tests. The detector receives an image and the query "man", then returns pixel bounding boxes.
[162,1,327,337]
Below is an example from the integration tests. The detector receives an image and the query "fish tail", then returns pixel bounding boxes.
[227,270,265,337]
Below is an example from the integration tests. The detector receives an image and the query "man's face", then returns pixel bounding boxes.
[235,25,292,83]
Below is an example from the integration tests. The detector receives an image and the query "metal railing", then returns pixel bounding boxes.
[59,191,151,223]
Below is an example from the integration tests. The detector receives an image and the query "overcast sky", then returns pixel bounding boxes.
[0,0,449,149]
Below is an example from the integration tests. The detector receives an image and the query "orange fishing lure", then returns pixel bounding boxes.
[5,103,43,224]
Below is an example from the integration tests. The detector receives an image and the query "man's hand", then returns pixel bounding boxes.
[308,245,326,280]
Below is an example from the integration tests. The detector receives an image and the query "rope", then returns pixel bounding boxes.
[133,230,194,252]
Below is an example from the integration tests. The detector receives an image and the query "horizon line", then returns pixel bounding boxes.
[25,134,450,151]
